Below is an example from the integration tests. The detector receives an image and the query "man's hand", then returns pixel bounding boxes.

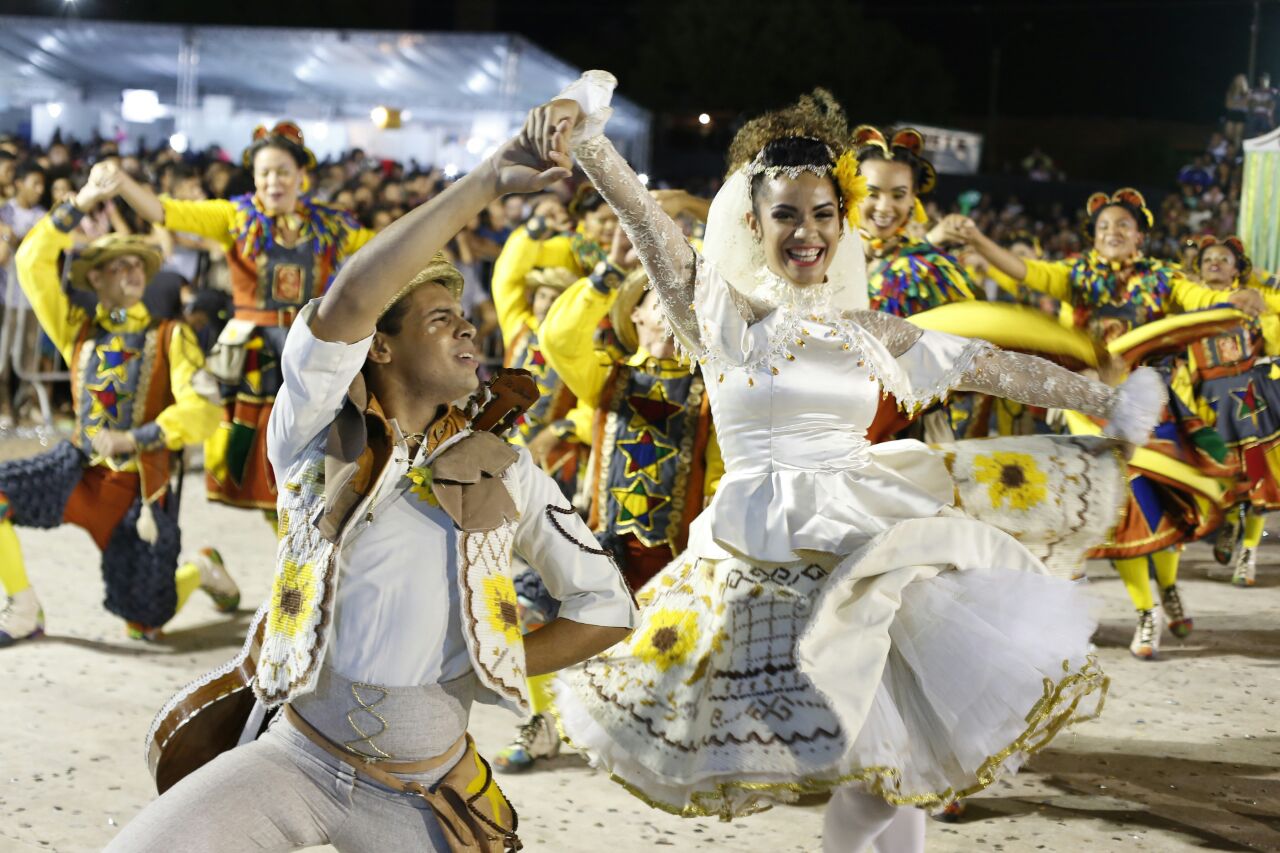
[90,429,137,458]
[75,162,122,212]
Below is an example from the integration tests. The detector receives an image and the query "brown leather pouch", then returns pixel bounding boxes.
[285,706,520,852]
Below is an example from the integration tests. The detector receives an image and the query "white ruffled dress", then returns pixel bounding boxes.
[555,259,1120,820]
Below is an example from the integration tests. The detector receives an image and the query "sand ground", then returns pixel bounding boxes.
[0,438,1277,852]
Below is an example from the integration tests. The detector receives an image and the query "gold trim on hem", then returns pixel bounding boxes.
[595,655,1109,822]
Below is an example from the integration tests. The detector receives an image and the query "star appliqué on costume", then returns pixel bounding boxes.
[1232,381,1267,427]
[626,381,684,434]
[618,429,678,484]
[610,479,670,532]
[523,343,549,379]
[87,378,131,426]
[94,337,139,384]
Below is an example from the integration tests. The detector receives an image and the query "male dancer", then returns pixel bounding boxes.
[108,105,635,852]
[1,168,236,644]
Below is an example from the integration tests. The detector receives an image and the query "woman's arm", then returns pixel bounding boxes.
[856,309,1160,444]
[527,74,702,352]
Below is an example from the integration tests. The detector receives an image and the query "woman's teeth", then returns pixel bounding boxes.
[786,247,822,265]
[872,213,896,227]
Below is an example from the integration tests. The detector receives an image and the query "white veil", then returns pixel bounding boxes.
[700,167,870,313]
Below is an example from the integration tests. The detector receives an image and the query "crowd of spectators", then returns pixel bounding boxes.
[0,69,1274,428]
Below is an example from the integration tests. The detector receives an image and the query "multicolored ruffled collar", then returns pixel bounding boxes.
[866,239,975,317]
[231,192,358,259]
[1066,250,1176,307]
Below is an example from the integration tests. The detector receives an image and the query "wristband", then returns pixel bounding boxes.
[50,201,86,234]
[590,260,624,293]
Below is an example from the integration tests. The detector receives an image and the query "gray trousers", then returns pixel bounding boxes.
[106,712,466,852]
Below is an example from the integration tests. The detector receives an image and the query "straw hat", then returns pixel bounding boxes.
[68,234,162,291]
[607,267,651,355]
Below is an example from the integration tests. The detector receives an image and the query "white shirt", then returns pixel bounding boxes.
[267,306,636,687]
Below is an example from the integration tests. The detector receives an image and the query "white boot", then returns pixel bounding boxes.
[195,548,240,613]
[1129,607,1161,660]
[0,588,44,647]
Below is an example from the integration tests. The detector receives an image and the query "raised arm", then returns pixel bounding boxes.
[308,123,571,344]
[528,72,702,352]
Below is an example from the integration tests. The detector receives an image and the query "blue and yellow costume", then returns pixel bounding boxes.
[0,205,222,635]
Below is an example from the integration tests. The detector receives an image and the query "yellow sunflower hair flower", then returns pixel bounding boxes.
[832,151,868,229]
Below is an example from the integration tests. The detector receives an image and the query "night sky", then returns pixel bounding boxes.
[6,0,1277,121]
[3,0,1278,181]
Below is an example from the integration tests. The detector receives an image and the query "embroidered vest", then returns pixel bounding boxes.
[227,194,357,318]
[1065,254,1179,342]
[71,317,177,499]
[587,365,711,552]
[254,396,532,715]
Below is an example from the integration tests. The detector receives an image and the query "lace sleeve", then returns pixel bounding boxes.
[555,71,700,353]
[848,309,924,357]
[854,307,1162,443]
[572,135,700,353]
[957,349,1165,444]
[956,348,1113,415]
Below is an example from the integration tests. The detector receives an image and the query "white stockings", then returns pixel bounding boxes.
[822,786,926,853]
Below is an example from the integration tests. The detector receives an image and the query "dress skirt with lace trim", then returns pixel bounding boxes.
[554,515,1108,820]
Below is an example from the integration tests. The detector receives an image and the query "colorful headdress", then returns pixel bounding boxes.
[728,89,868,229]
[1085,188,1154,235]
[242,121,317,170]
[851,126,937,224]
[1193,235,1252,281]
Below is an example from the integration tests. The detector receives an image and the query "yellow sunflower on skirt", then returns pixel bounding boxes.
[632,608,700,672]
[974,451,1049,511]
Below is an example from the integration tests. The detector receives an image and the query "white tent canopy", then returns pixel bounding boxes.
[0,16,651,169]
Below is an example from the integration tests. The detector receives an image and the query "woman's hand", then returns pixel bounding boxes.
[1227,289,1265,317]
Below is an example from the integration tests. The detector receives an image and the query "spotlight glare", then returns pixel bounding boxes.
[637,173,650,186]
[698,113,711,125]
[169,132,188,153]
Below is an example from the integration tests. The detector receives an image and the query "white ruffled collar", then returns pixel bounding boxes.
[748,266,840,318]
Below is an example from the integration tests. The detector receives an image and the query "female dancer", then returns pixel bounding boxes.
[949,196,1264,658]
[102,123,374,520]
[1176,236,1280,586]
[534,73,1161,852]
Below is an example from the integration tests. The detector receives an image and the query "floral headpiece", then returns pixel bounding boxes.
[1085,188,1154,234]
[1193,234,1252,280]
[740,143,868,229]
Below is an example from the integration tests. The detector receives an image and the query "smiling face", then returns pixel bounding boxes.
[252,146,304,215]
[746,172,842,286]
[1198,245,1240,288]
[372,282,480,404]
[1092,205,1144,263]
[857,159,915,240]
[87,254,149,311]
[530,285,561,324]
[581,205,617,248]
